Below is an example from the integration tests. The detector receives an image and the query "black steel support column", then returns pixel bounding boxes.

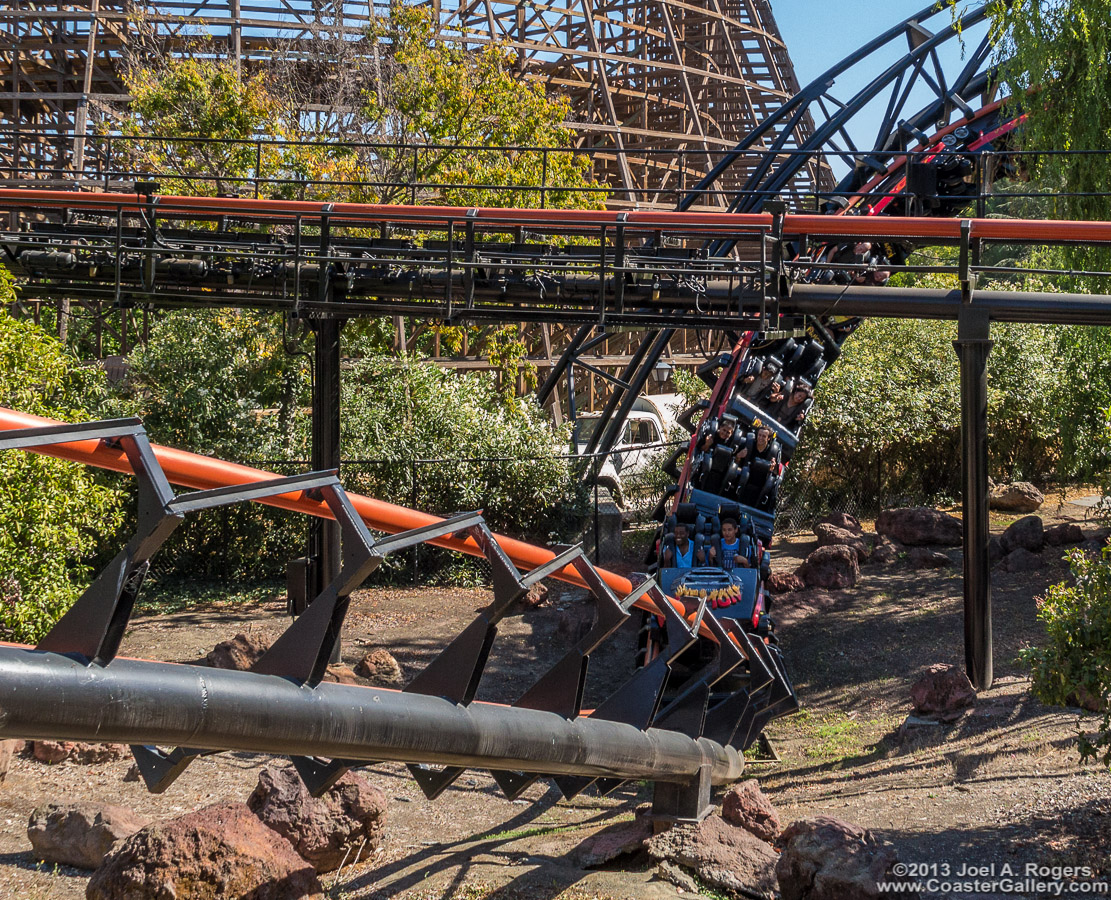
[584,329,674,479]
[954,305,993,690]
[309,316,344,606]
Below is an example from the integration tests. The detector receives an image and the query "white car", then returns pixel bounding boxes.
[573,393,682,507]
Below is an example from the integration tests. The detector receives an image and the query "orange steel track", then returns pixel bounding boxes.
[3,188,1111,246]
[0,407,728,636]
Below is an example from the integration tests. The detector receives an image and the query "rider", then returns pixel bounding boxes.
[662,522,695,568]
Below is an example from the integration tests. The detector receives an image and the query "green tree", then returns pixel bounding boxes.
[117,56,282,197]
[789,315,1067,513]
[0,282,126,641]
[111,310,311,580]
[362,4,599,209]
[1024,545,1111,768]
[986,0,1111,222]
[341,355,577,540]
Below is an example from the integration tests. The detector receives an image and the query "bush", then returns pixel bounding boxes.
[787,317,1071,517]
[1023,547,1111,767]
[114,309,310,580]
[341,355,579,540]
[114,313,581,582]
[0,302,126,641]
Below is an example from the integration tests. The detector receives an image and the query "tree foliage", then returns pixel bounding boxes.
[0,287,126,641]
[341,355,578,539]
[1024,544,1111,768]
[118,57,283,197]
[986,0,1111,221]
[362,5,598,208]
[789,314,1089,511]
[113,3,598,209]
[111,310,310,580]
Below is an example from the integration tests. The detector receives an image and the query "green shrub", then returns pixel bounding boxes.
[1023,547,1111,767]
[114,313,581,582]
[342,355,579,540]
[789,317,1076,516]
[0,301,126,641]
[113,309,310,581]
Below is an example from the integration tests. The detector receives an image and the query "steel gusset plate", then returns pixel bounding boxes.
[556,584,706,800]
[736,639,800,751]
[403,520,534,800]
[701,619,776,748]
[490,553,650,801]
[653,609,748,741]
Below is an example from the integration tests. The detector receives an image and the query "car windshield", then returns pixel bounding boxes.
[573,418,601,444]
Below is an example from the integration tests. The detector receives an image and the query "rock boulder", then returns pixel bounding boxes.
[989,482,1044,513]
[721,779,781,844]
[87,801,322,900]
[868,536,900,565]
[814,524,870,562]
[765,572,806,595]
[777,816,917,900]
[1000,515,1044,554]
[907,547,953,569]
[31,741,127,765]
[247,765,387,873]
[797,545,859,590]
[355,649,403,686]
[206,633,271,671]
[322,665,359,685]
[910,664,975,718]
[569,815,652,868]
[646,815,777,899]
[28,803,150,870]
[817,512,864,536]
[1045,523,1085,546]
[0,739,19,783]
[876,507,962,546]
[997,547,1042,573]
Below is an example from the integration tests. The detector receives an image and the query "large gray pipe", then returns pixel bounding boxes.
[0,647,744,785]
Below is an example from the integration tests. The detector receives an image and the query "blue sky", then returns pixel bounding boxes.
[769,1,993,166]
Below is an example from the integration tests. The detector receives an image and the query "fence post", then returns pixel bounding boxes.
[541,149,549,209]
[411,460,419,584]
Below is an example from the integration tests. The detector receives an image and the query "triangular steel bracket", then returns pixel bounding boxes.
[654,610,748,739]
[409,764,467,800]
[403,519,532,795]
[490,561,651,800]
[253,482,383,686]
[403,520,528,705]
[554,583,704,799]
[129,744,208,794]
[289,755,352,797]
[702,620,775,747]
[490,769,537,802]
[34,422,181,665]
[737,639,800,750]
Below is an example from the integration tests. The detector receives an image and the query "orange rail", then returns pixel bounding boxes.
[0,408,724,631]
[3,187,1111,245]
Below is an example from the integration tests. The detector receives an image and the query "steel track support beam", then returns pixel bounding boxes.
[583,329,674,479]
[0,647,745,789]
[308,315,344,665]
[954,303,993,690]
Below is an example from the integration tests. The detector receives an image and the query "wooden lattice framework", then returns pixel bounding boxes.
[0,0,828,209]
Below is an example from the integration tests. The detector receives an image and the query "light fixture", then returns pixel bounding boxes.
[650,361,672,385]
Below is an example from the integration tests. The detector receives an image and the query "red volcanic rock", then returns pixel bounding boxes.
[87,801,322,900]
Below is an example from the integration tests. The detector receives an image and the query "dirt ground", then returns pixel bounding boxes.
[1,498,1109,900]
